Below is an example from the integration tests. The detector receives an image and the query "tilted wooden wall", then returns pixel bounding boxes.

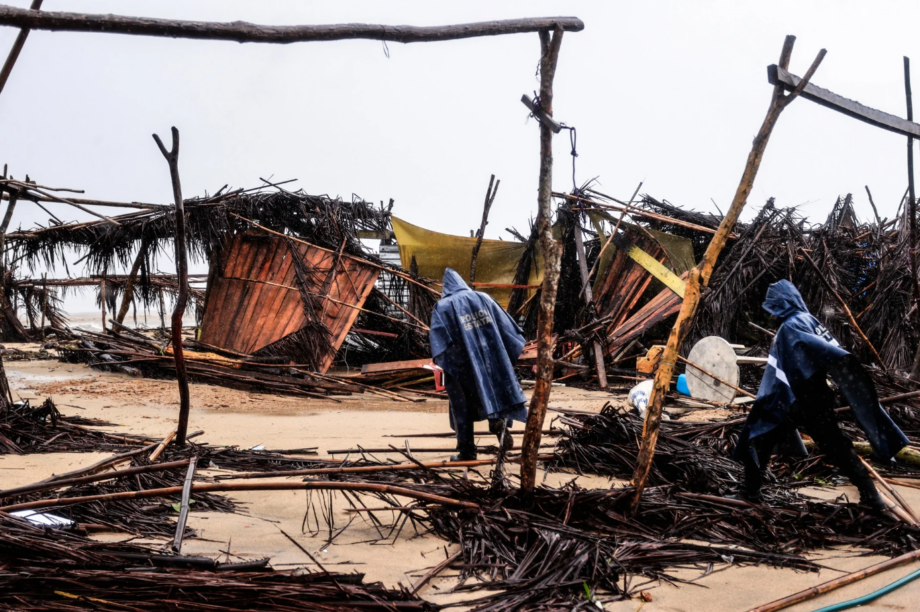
[199,233,379,372]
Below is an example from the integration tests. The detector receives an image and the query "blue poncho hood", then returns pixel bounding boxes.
[440,268,469,299]
[429,268,527,427]
[735,281,908,464]
[762,280,809,320]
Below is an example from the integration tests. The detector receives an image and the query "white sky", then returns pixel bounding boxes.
[1,0,918,312]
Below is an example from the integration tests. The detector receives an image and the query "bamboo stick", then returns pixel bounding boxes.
[859,455,919,523]
[214,454,555,480]
[148,430,176,462]
[0,480,480,513]
[745,548,920,612]
[0,459,191,500]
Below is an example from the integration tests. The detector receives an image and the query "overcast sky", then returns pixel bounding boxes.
[1,1,918,312]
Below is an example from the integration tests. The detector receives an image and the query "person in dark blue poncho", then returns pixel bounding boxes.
[734,280,908,511]
[429,268,528,461]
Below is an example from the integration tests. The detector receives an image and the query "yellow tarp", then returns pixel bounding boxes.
[391,216,542,308]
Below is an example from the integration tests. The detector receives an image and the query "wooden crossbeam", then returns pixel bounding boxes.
[0,6,584,45]
[768,64,920,138]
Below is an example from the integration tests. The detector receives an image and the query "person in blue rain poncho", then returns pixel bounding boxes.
[429,268,528,461]
[734,280,908,511]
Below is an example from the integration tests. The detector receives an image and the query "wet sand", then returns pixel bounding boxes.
[2,353,919,610]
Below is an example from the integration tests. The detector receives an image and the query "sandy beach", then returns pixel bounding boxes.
[1,351,917,611]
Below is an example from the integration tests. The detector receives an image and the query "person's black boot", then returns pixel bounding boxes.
[450,451,477,462]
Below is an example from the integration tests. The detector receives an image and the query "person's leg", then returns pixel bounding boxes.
[795,401,885,510]
[488,418,513,452]
[453,412,477,460]
[740,433,776,502]
[445,374,477,461]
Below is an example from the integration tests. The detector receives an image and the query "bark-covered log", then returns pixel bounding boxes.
[0,6,583,45]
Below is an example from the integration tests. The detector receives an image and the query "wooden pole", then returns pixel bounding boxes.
[0,177,15,406]
[39,272,45,341]
[470,174,499,283]
[0,0,41,96]
[859,455,919,523]
[0,458,190,500]
[0,480,480,513]
[520,26,565,493]
[628,36,826,513]
[906,57,920,381]
[115,236,150,325]
[153,127,191,446]
[573,222,608,388]
[99,278,106,333]
[0,7,583,44]
[745,548,920,612]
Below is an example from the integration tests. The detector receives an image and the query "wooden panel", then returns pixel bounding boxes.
[199,234,379,372]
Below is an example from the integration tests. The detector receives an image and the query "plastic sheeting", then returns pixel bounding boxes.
[391,216,541,308]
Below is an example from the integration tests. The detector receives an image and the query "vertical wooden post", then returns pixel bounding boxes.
[0,0,42,96]
[153,127,191,446]
[520,26,565,493]
[99,278,107,333]
[0,178,16,407]
[905,57,920,380]
[572,223,607,388]
[628,36,826,513]
[158,287,166,331]
[39,273,46,341]
[470,174,499,283]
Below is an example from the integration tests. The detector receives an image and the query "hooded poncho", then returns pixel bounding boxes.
[429,269,527,430]
[735,280,908,465]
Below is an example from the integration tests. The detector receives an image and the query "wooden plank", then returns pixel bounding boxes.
[611,232,686,298]
[769,64,920,138]
[361,358,433,375]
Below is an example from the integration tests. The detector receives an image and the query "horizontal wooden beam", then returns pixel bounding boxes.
[361,358,433,375]
[1,190,165,210]
[0,6,584,45]
[768,64,920,138]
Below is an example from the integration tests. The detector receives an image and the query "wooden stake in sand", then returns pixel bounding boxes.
[153,127,192,446]
[629,36,827,513]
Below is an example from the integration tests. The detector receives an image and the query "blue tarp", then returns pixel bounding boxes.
[430,269,527,431]
[735,280,908,464]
